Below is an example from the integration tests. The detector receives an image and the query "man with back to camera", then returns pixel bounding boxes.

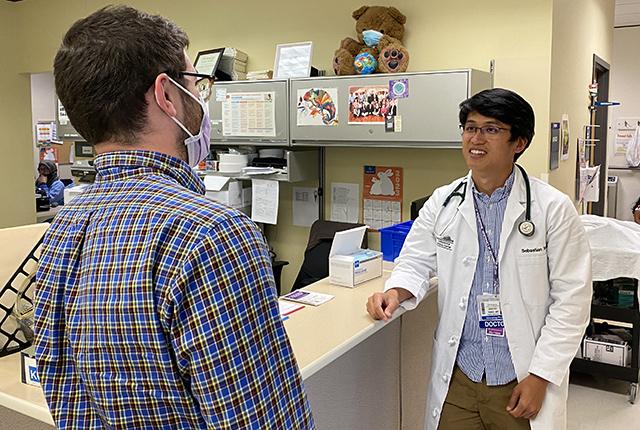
[33,6,314,429]
[367,88,592,430]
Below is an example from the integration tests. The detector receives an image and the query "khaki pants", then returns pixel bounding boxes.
[439,366,530,430]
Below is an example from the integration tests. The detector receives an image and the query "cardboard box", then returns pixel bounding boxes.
[242,186,252,207]
[583,337,631,367]
[329,226,382,288]
[204,176,244,208]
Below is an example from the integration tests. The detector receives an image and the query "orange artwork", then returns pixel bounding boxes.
[363,165,403,230]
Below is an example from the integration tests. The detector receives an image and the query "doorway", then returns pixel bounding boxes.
[587,54,610,215]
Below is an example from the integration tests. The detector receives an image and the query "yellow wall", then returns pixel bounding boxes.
[4,0,614,291]
[548,0,614,199]
[324,0,554,260]
[0,3,36,227]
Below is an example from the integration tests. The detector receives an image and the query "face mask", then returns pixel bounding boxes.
[164,76,211,167]
[363,29,383,47]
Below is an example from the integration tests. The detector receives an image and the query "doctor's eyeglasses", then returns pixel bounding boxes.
[460,124,511,137]
[177,71,214,102]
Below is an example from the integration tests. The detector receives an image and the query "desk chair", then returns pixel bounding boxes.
[271,260,289,296]
[410,195,430,220]
[291,220,368,291]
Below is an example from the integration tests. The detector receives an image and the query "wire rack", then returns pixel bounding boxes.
[0,235,44,357]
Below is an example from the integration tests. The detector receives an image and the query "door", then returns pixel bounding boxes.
[587,54,610,215]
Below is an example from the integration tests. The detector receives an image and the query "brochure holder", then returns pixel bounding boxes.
[0,236,44,357]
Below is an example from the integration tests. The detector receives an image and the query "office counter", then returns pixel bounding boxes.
[0,225,437,429]
[286,272,437,430]
[0,224,54,428]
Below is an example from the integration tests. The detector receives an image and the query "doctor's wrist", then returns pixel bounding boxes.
[388,287,413,303]
[528,373,550,386]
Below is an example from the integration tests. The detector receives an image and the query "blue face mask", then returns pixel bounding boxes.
[363,30,383,47]
[164,76,211,167]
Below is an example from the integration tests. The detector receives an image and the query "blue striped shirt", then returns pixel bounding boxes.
[456,170,517,386]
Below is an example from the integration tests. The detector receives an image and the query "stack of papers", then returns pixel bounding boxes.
[278,300,305,317]
[247,70,273,80]
[241,166,286,176]
[220,48,248,80]
[281,290,334,306]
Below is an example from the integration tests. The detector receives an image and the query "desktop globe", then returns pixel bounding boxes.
[354,52,377,75]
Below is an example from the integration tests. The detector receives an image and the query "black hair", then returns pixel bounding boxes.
[459,88,535,161]
[633,196,640,215]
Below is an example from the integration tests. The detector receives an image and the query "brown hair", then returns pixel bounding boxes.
[54,5,189,145]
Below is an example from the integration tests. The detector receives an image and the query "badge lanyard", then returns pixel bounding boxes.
[473,195,499,293]
[473,194,505,337]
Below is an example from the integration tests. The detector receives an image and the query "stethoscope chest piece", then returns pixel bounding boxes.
[518,220,535,237]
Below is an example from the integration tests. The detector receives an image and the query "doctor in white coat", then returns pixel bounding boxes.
[367,88,591,430]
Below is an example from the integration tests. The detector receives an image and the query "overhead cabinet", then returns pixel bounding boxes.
[208,79,289,146]
[289,69,491,148]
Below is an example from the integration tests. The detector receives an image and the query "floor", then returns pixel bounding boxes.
[568,372,639,429]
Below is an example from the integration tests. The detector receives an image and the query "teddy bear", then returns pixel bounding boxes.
[333,5,410,75]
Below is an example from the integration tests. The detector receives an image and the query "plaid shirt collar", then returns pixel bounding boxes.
[93,150,205,195]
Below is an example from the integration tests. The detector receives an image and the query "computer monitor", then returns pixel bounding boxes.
[74,141,94,158]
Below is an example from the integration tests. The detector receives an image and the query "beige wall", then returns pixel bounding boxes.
[548,0,614,198]
[4,0,613,290]
[609,26,640,168]
[606,26,640,221]
[0,3,36,227]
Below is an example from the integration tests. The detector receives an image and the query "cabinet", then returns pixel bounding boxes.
[289,69,491,148]
[201,149,318,183]
[208,80,289,146]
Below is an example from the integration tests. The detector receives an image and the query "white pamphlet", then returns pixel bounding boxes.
[281,290,334,307]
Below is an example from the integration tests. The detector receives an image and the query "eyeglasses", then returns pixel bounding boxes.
[177,71,214,102]
[460,124,511,137]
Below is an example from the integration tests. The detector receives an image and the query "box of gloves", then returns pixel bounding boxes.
[583,336,631,367]
[329,226,382,288]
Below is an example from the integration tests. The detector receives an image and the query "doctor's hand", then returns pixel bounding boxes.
[366,288,413,321]
[506,373,549,420]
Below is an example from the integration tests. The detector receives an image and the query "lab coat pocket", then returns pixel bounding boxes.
[516,253,550,305]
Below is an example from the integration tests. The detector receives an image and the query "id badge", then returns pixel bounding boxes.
[477,294,504,337]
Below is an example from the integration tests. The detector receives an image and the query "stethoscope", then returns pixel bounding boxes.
[441,164,535,237]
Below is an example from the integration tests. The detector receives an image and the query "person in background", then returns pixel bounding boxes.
[633,196,640,224]
[367,88,591,430]
[33,6,313,429]
[35,160,64,206]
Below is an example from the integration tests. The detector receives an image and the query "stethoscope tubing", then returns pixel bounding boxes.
[438,164,534,237]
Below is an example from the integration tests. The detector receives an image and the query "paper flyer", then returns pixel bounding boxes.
[222,92,276,137]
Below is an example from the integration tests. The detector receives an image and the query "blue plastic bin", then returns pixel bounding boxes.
[379,220,414,262]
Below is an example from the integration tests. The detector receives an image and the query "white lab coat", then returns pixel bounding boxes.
[385,168,592,430]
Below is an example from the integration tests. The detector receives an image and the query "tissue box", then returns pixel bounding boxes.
[583,337,631,367]
[330,249,382,288]
[20,350,41,388]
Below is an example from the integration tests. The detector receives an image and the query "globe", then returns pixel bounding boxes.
[354,52,377,75]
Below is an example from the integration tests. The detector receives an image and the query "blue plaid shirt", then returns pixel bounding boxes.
[34,150,314,429]
[456,170,517,386]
